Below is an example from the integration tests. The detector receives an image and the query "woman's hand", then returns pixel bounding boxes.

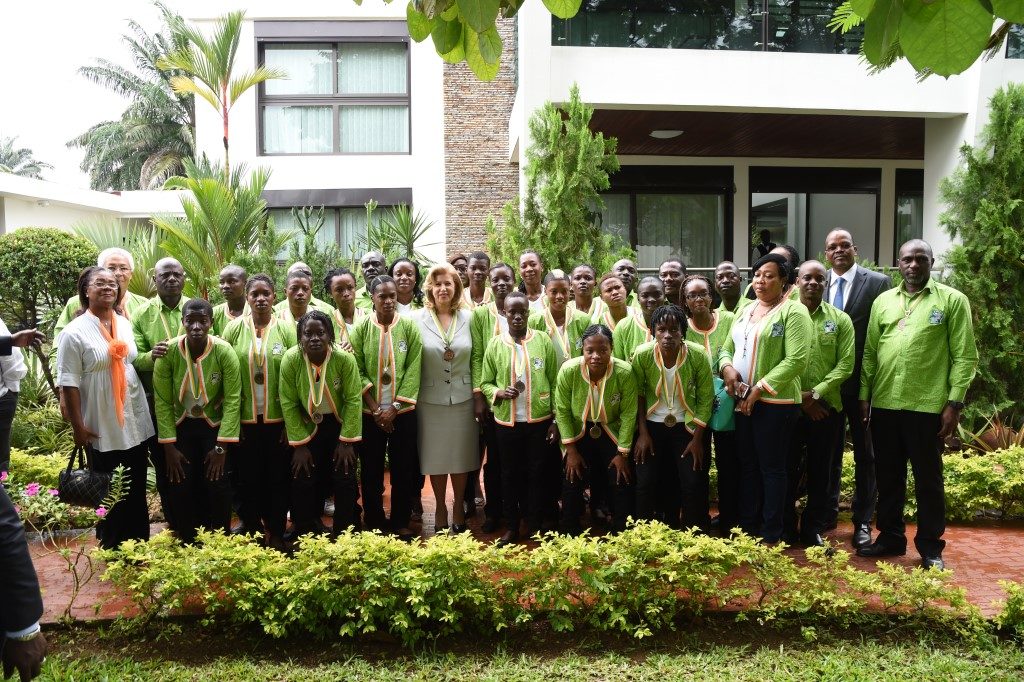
[164,445,188,484]
[564,444,586,483]
[721,365,741,397]
[71,422,99,448]
[473,393,487,422]
[334,442,357,474]
[292,446,314,478]
[608,453,632,485]
[204,446,226,481]
[739,385,762,416]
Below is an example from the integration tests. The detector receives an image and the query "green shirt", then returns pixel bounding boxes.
[480,331,559,426]
[686,310,735,374]
[132,296,189,390]
[555,357,638,454]
[631,340,714,433]
[720,299,812,404]
[528,308,592,367]
[612,312,652,361]
[212,302,248,336]
[859,280,978,413]
[279,345,363,446]
[801,301,855,412]
[471,302,506,392]
[354,286,374,312]
[350,313,422,413]
[221,316,297,424]
[153,336,241,444]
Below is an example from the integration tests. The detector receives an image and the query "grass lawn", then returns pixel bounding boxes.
[38,621,1024,681]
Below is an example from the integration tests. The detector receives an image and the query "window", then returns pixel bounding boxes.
[259,41,410,154]
[269,205,390,259]
[1008,24,1024,59]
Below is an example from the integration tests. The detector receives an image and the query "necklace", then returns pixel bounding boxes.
[898,289,926,330]
[741,296,784,358]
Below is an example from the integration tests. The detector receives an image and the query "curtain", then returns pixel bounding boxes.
[340,106,409,153]
[338,43,408,94]
[271,208,338,260]
[338,207,381,257]
[597,194,631,245]
[636,194,725,269]
[263,106,333,154]
[264,44,333,95]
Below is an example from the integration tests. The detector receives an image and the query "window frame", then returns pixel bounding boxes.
[256,35,412,156]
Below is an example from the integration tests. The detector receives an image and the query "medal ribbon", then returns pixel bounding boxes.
[429,308,456,349]
[333,309,353,347]
[510,337,529,390]
[544,309,571,358]
[159,308,182,341]
[377,320,396,389]
[655,344,684,416]
[247,316,269,377]
[582,364,609,426]
[305,346,332,416]
[179,337,209,406]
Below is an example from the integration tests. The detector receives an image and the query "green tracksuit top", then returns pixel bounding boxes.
[278,344,363,446]
[527,307,592,366]
[801,301,855,413]
[631,340,714,433]
[350,313,422,414]
[480,330,559,426]
[555,356,638,454]
[153,335,241,444]
[221,315,297,423]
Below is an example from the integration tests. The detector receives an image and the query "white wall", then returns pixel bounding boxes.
[2,196,114,233]
[187,2,448,263]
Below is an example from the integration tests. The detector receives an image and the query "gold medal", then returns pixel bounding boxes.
[312,412,323,424]
[664,413,677,428]
[514,380,526,393]
[443,347,455,362]
[254,369,265,385]
[191,404,204,417]
[589,423,602,439]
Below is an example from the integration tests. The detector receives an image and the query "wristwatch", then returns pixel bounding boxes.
[8,625,41,642]
[214,445,226,456]
[947,400,965,411]
[811,389,821,402]
[392,401,402,412]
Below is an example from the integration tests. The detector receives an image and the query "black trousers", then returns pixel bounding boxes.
[736,402,800,543]
[291,418,359,536]
[713,429,740,532]
[480,410,503,523]
[495,420,552,531]
[144,395,174,531]
[237,419,289,537]
[360,411,418,531]
[635,421,709,530]
[871,408,946,557]
[786,409,843,541]
[828,392,877,527]
[560,433,634,534]
[0,391,17,473]
[164,417,232,544]
[93,443,150,550]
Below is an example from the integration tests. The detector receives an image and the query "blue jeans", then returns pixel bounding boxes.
[735,402,800,542]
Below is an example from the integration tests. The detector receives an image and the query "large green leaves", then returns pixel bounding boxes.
[406,2,435,42]
[431,15,463,55]
[541,0,583,20]
[466,27,501,80]
[456,0,500,33]
[992,0,1024,23]
[900,0,994,77]
[861,0,901,64]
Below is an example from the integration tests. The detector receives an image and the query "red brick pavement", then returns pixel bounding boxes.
[30,477,1024,623]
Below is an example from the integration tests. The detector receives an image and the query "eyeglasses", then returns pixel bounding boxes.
[685,292,711,301]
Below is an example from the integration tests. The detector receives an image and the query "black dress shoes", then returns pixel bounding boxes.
[852,524,872,549]
[801,533,826,548]
[496,530,519,547]
[921,556,945,570]
[856,541,906,558]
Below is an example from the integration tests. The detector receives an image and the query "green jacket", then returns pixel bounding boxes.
[221,316,297,423]
[471,302,506,392]
[528,308,591,366]
[801,302,855,412]
[631,340,714,433]
[212,302,248,336]
[480,331,559,426]
[860,280,978,414]
[720,299,812,404]
[686,310,735,374]
[279,345,363,446]
[354,286,374,312]
[131,296,190,391]
[612,312,652,361]
[350,313,422,413]
[153,336,241,444]
[329,307,368,348]
[555,357,638,454]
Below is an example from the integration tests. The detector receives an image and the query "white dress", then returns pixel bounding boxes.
[56,312,155,452]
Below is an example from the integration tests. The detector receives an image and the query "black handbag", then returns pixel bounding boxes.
[58,446,111,509]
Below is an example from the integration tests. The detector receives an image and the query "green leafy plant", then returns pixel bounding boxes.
[9,403,73,457]
[285,206,343,297]
[233,214,290,294]
[7,449,68,489]
[940,84,1024,421]
[70,218,167,297]
[995,580,1024,638]
[0,228,98,396]
[487,84,631,274]
[830,1,1022,78]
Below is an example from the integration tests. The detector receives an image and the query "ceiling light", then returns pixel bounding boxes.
[649,129,683,139]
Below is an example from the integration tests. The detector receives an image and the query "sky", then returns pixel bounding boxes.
[0,1,164,188]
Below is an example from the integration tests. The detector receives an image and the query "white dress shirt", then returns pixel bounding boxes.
[828,263,859,309]
[0,317,27,398]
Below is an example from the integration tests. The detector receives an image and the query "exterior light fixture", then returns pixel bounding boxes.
[649,129,683,139]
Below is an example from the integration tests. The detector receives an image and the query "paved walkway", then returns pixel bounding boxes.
[30,478,1024,623]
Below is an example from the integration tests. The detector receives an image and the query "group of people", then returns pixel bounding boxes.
[40,227,977,569]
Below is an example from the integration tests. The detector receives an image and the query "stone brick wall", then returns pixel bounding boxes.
[442,18,519,258]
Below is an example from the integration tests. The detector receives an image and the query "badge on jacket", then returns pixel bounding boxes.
[823,320,837,334]
[770,322,784,338]
[929,309,944,325]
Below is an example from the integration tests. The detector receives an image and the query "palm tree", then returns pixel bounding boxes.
[158,10,284,177]
[68,2,196,190]
[0,136,52,179]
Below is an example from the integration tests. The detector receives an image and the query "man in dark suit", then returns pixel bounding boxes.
[1,329,48,681]
[822,229,892,549]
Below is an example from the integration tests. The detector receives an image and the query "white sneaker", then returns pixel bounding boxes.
[323,499,335,517]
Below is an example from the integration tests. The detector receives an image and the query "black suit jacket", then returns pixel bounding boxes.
[0,334,44,634]
[828,266,892,397]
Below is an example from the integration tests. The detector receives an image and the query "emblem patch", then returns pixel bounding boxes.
[770,322,784,338]
[823,320,837,334]
[533,357,544,370]
[610,392,622,405]
[398,340,408,353]
[929,309,944,325]
[209,372,221,384]
[332,377,341,389]
[272,343,284,355]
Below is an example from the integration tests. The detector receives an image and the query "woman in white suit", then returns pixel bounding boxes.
[416,263,477,533]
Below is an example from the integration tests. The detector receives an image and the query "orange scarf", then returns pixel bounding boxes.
[97,312,129,426]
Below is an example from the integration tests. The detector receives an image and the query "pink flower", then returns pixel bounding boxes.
[95,506,108,518]
[0,470,7,483]
[14,505,20,514]
[24,483,40,497]
[48,489,59,497]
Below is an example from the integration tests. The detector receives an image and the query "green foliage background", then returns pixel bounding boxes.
[941,83,1024,419]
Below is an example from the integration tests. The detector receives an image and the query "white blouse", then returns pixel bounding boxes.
[56,312,155,452]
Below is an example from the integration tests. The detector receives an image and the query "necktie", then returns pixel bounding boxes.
[834,276,845,311]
